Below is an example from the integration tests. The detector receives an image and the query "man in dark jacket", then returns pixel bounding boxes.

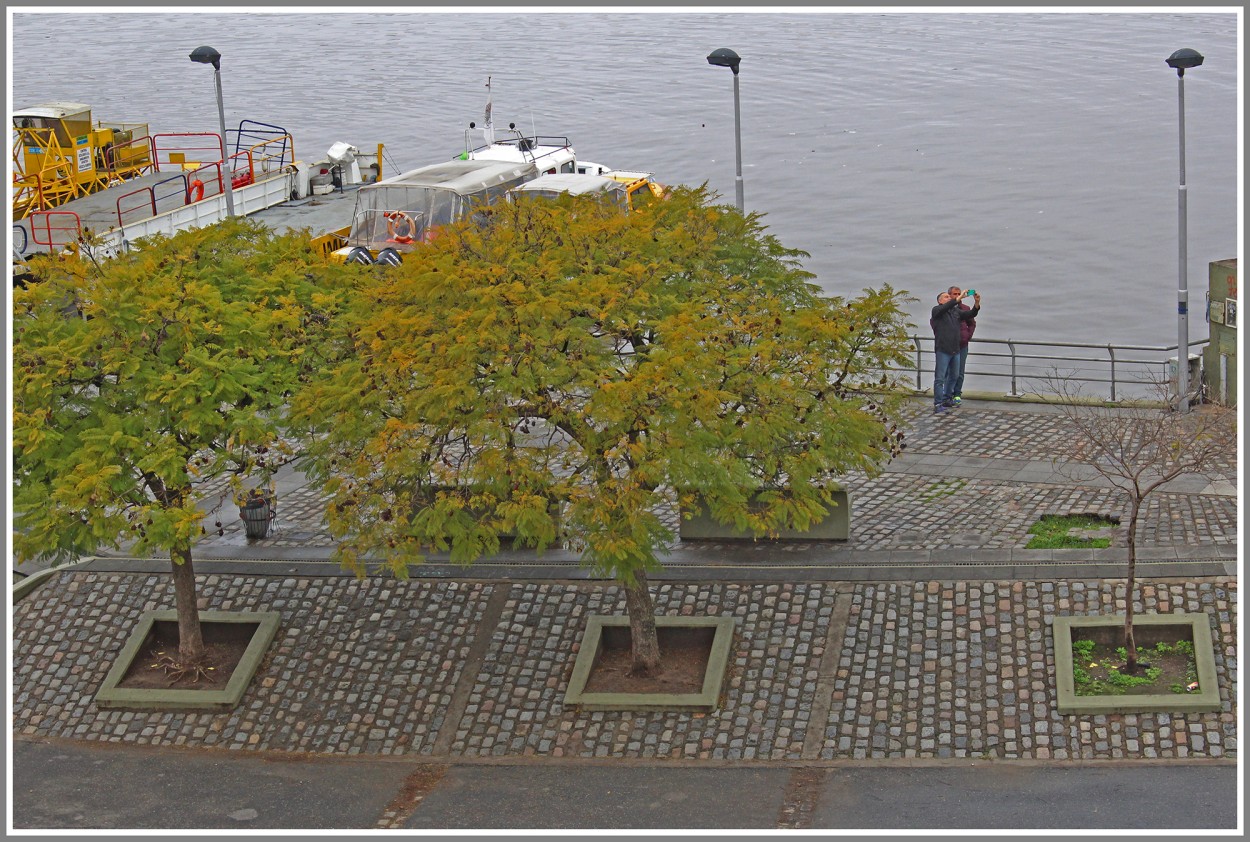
[947,285,978,405]
[930,289,980,414]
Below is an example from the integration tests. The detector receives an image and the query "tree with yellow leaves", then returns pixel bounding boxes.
[294,187,914,674]
[12,218,345,667]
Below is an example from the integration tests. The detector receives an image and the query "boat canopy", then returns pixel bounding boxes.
[348,158,538,250]
[510,173,629,207]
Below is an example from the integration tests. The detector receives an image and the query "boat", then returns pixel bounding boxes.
[320,80,666,265]
[12,100,382,265]
[14,80,662,270]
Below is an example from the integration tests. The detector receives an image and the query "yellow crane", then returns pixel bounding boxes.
[12,102,152,219]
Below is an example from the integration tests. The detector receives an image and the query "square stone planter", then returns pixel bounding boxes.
[96,610,280,712]
[678,488,850,541]
[563,615,736,712]
[415,486,560,542]
[1052,613,1221,715]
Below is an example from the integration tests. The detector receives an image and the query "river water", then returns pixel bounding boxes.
[10,10,1240,346]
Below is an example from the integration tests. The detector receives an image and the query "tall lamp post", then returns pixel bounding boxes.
[189,45,236,218]
[706,47,745,214]
[1165,47,1203,412]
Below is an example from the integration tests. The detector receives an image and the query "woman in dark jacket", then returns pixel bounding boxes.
[952,289,978,404]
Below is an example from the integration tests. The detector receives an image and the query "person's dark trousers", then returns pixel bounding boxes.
[953,344,971,399]
[934,349,959,406]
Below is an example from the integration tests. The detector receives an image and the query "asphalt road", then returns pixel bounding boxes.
[12,739,1239,832]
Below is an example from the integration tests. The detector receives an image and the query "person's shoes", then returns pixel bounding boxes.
[952,396,963,405]
[933,404,948,415]
[942,400,956,408]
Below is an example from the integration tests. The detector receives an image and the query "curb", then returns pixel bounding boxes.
[12,560,91,602]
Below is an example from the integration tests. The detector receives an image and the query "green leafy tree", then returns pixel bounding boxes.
[13,218,344,666]
[294,187,913,673]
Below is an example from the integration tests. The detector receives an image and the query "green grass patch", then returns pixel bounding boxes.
[1026,514,1115,549]
[1072,638,1198,696]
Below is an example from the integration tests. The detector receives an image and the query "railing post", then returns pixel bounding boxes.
[912,334,923,390]
[1107,344,1117,402]
[1007,339,1019,396]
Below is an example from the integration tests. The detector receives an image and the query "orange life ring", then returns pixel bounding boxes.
[188,179,205,203]
[385,211,417,244]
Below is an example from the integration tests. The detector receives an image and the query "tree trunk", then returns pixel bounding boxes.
[170,543,205,664]
[1123,501,1140,672]
[623,570,661,676]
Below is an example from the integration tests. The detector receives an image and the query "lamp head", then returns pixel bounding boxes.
[1166,48,1204,77]
[189,45,221,71]
[707,48,741,75]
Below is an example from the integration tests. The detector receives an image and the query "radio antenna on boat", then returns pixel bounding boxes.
[482,76,495,145]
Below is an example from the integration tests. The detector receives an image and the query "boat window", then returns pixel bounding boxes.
[560,162,575,174]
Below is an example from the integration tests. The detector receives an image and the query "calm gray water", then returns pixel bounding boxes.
[11,11,1240,346]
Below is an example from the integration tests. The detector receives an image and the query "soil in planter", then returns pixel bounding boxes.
[582,626,715,695]
[118,620,255,690]
[1072,637,1199,696]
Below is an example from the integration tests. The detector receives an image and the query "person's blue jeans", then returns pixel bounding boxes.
[934,349,960,406]
[952,345,970,399]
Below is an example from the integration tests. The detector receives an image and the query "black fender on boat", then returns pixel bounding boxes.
[375,247,403,267]
[345,246,374,265]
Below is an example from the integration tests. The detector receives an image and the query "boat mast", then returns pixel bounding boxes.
[483,76,495,146]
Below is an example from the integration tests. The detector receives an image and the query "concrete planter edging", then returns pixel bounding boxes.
[12,558,93,602]
[95,610,281,712]
[678,488,850,542]
[563,615,736,712]
[1052,612,1221,715]
[12,568,64,602]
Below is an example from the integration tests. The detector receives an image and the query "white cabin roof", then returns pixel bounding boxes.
[512,173,627,197]
[372,159,539,196]
[14,102,93,119]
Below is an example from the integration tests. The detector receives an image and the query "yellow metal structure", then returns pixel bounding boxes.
[604,170,666,210]
[12,102,152,220]
[311,226,351,259]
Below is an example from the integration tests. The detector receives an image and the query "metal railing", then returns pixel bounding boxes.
[905,335,1209,401]
[230,120,294,168]
[28,210,81,249]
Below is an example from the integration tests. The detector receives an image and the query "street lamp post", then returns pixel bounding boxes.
[706,47,745,214]
[189,45,236,218]
[1165,47,1203,412]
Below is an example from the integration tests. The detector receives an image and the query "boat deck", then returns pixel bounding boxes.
[16,175,363,256]
[248,186,361,239]
[17,172,175,251]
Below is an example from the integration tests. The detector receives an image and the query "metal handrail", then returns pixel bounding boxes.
[28,210,80,248]
[101,134,155,181]
[150,132,225,173]
[231,120,294,165]
[905,335,1209,401]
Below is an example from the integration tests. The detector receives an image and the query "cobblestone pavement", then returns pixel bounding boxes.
[11,572,1238,762]
[183,402,1236,556]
